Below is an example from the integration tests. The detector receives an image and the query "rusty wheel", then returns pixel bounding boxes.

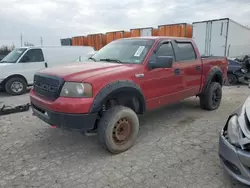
[112,118,132,145]
[98,106,139,154]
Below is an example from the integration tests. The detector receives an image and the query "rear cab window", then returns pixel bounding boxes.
[174,41,197,62]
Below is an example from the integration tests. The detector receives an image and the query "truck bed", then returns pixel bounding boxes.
[201,56,228,87]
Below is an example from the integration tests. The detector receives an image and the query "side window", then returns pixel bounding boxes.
[20,49,44,63]
[156,42,175,57]
[176,42,196,61]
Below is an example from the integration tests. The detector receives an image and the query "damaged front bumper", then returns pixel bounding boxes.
[219,98,250,185]
[219,130,250,185]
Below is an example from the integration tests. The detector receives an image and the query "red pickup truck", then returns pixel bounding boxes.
[30,37,228,153]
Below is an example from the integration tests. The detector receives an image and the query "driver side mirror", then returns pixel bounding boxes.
[148,56,173,70]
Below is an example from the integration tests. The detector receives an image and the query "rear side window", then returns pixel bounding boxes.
[20,49,44,63]
[156,42,175,57]
[176,42,196,61]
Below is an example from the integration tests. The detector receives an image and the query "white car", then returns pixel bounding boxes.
[0,46,94,95]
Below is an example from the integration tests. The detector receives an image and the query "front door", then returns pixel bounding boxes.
[140,40,184,110]
[17,49,47,84]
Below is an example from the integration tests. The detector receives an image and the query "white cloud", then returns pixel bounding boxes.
[0,0,250,46]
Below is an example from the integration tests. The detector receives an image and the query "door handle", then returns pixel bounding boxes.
[196,66,201,71]
[174,68,180,75]
[45,62,48,68]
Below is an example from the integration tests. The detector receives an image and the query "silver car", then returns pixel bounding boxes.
[219,91,250,185]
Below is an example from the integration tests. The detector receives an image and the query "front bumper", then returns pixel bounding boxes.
[31,102,97,131]
[219,130,250,185]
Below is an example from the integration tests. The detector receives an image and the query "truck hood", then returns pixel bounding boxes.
[39,62,136,81]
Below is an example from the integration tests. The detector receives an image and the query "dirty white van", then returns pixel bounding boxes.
[0,46,94,95]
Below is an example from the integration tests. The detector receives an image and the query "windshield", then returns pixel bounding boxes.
[0,48,27,63]
[91,39,155,64]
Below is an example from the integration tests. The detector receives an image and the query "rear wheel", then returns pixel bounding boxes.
[98,106,139,154]
[227,74,237,85]
[5,77,27,95]
[199,82,222,110]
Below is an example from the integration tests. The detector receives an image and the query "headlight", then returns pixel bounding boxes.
[241,68,248,73]
[227,115,243,145]
[60,82,92,98]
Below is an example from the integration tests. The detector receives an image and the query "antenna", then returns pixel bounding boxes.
[40,36,43,46]
[20,33,23,47]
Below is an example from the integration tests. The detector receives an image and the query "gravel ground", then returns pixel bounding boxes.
[0,85,250,188]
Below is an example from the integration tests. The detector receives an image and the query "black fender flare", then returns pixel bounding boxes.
[89,80,146,113]
[202,66,223,94]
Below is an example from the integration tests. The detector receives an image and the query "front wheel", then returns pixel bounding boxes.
[199,82,222,110]
[98,106,139,154]
[5,77,27,95]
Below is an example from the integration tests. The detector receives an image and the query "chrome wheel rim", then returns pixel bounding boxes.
[11,81,23,93]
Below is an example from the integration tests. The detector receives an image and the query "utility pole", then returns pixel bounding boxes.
[40,36,43,46]
[20,33,23,47]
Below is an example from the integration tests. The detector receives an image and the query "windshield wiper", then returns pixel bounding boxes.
[88,57,96,62]
[100,58,123,63]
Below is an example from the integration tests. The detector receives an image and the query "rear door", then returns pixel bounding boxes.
[17,49,47,84]
[192,22,210,56]
[210,19,228,56]
[172,40,202,97]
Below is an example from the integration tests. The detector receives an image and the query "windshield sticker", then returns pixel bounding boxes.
[134,46,145,57]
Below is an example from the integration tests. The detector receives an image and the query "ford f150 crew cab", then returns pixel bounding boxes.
[30,37,228,154]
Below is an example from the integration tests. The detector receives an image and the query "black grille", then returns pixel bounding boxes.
[33,73,64,100]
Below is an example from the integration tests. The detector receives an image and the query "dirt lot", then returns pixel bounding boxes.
[0,85,249,188]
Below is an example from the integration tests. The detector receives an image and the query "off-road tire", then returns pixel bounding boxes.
[98,105,139,154]
[5,77,27,95]
[227,73,237,85]
[199,82,222,110]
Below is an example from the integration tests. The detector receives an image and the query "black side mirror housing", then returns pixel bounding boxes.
[148,56,173,69]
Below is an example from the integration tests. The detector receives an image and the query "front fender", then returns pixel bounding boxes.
[89,80,146,113]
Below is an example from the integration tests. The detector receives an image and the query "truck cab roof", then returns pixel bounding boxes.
[119,36,193,41]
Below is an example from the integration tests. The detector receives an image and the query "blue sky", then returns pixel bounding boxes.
[1,0,250,47]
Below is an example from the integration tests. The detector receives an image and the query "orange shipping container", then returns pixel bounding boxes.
[72,37,77,46]
[72,36,90,46]
[87,33,105,50]
[83,36,88,46]
[106,31,131,44]
[130,27,158,37]
[158,23,193,38]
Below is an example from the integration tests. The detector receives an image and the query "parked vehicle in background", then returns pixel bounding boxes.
[227,59,250,85]
[0,55,5,61]
[192,18,250,57]
[75,51,97,62]
[30,37,228,154]
[0,46,94,95]
[219,95,250,186]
